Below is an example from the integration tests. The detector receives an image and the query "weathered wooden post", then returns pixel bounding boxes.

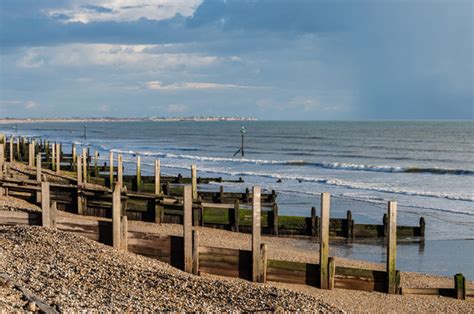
[55,143,60,174]
[50,201,57,229]
[260,243,268,283]
[252,186,262,282]
[36,153,42,203]
[0,143,4,180]
[454,273,466,300]
[383,213,388,237]
[16,138,20,161]
[117,154,123,189]
[191,164,197,200]
[9,136,14,162]
[154,159,161,195]
[272,203,279,236]
[28,143,34,166]
[419,217,425,237]
[136,155,142,192]
[0,134,4,144]
[346,210,354,238]
[183,185,193,273]
[328,257,336,290]
[232,199,240,232]
[109,151,114,187]
[51,142,56,171]
[112,182,122,249]
[192,230,199,275]
[311,206,318,237]
[387,201,397,294]
[219,186,224,203]
[41,182,51,227]
[93,151,99,177]
[121,215,128,251]
[72,144,76,170]
[320,192,330,289]
[82,148,87,183]
[77,155,84,215]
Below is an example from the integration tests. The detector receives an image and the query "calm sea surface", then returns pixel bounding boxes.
[2,121,473,277]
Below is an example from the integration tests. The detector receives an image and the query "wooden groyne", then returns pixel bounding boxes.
[0,182,470,299]
[0,135,424,240]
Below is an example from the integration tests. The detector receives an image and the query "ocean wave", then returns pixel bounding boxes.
[153,163,474,203]
[109,148,473,176]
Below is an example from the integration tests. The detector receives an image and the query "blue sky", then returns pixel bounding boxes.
[0,0,472,119]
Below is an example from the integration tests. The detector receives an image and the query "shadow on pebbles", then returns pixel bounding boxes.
[0,225,339,312]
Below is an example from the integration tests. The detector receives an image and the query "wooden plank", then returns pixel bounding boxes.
[183,185,192,273]
[387,201,397,294]
[232,199,239,232]
[41,182,51,227]
[55,143,60,174]
[261,243,267,283]
[266,259,319,286]
[0,211,41,226]
[112,182,121,249]
[320,192,330,289]
[252,186,261,282]
[28,143,34,166]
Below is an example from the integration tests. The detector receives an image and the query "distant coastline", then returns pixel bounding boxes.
[0,116,257,124]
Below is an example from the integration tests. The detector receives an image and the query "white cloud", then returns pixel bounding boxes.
[16,44,219,70]
[146,81,252,91]
[25,101,39,110]
[48,0,202,23]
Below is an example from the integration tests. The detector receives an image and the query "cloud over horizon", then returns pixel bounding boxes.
[0,0,472,119]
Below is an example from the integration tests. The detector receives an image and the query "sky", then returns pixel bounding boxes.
[0,0,472,120]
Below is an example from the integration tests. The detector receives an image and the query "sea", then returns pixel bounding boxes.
[1,120,473,278]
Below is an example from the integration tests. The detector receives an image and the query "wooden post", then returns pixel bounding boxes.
[16,138,20,161]
[51,143,56,171]
[232,199,240,232]
[41,182,51,227]
[383,213,388,237]
[77,156,84,215]
[117,154,123,189]
[82,148,87,183]
[72,144,76,170]
[136,155,141,192]
[252,186,261,282]
[328,257,336,290]
[192,230,199,275]
[454,273,466,300]
[155,159,161,195]
[50,201,57,229]
[191,164,197,200]
[346,210,354,238]
[55,143,60,174]
[121,216,128,251]
[94,151,99,177]
[109,151,114,187]
[219,186,224,203]
[387,201,397,294]
[112,182,121,249]
[272,203,279,236]
[0,143,4,179]
[311,206,318,237]
[260,243,268,283]
[183,185,193,273]
[419,217,425,237]
[28,143,34,166]
[36,153,42,203]
[9,137,14,162]
[320,192,330,289]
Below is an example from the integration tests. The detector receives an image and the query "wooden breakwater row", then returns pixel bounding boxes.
[0,135,424,239]
[0,183,470,299]
[0,135,276,203]
[0,176,424,240]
